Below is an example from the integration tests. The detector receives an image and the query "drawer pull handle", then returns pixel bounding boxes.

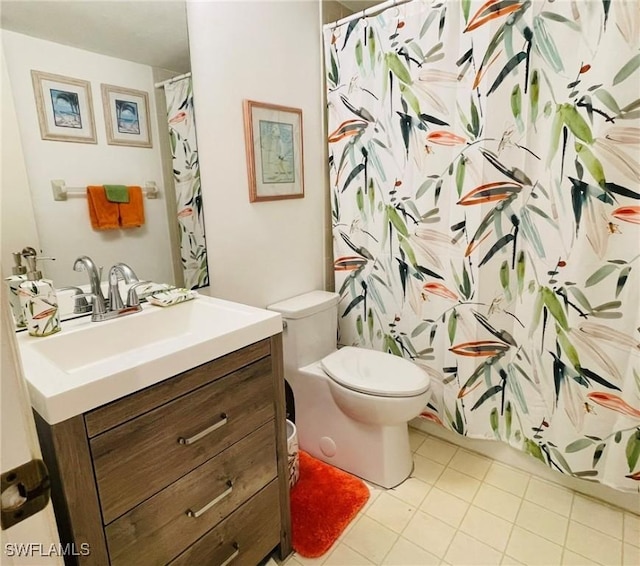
[178,413,227,445]
[219,543,240,566]
[186,480,233,518]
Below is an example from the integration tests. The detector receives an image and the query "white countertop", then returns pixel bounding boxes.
[17,295,282,425]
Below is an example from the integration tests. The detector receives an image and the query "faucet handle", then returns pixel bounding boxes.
[111,263,139,283]
[107,267,125,311]
[75,292,107,315]
[126,281,152,307]
[58,286,91,314]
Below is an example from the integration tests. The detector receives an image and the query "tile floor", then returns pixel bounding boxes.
[282,428,640,566]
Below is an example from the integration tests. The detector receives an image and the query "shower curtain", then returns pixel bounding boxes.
[325,0,640,492]
[164,77,209,289]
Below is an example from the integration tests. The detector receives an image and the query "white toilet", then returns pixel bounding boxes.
[268,290,431,488]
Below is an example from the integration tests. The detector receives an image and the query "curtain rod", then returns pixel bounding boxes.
[154,71,191,89]
[323,0,412,30]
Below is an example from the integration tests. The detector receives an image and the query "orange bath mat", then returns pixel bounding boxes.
[290,450,369,558]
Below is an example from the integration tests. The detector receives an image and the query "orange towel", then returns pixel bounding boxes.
[87,186,119,230]
[119,186,145,228]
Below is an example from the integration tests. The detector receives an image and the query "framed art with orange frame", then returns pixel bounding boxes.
[243,100,304,202]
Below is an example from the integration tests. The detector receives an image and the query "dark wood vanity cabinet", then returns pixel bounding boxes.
[34,335,292,565]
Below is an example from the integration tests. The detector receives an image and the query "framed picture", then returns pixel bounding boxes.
[31,71,96,144]
[101,84,152,148]
[243,100,304,202]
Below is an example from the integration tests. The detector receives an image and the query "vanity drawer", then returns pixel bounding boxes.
[84,339,270,437]
[90,356,275,524]
[169,480,281,566]
[106,420,277,566]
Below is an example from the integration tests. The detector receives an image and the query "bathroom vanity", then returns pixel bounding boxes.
[17,296,291,565]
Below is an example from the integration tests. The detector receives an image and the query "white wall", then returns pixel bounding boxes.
[1,46,41,275]
[2,30,173,287]
[187,0,326,308]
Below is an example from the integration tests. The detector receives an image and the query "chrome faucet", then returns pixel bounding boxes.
[73,256,145,322]
[73,256,106,315]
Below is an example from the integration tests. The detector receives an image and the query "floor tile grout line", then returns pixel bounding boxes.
[574,490,633,516]
[568,506,626,542]
[435,458,492,487]
[392,494,458,562]
[567,489,627,561]
[423,456,485,562]
[340,507,401,564]
[501,475,529,562]
[470,478,525,521]
[509,497,576,549]
[376,530,400,566]
[569,518,626,544]
[448,448,493,475]
[509,517,571,556]
[386,475,432,509]
[454,504,518,555]
[434,466,479,564]
[327,538,378,566]
[426,437,501,467]
[623,513,640,548]
[420,485,471,523]
[363,491,420,536]
[338,512,363,542]
[477,468,533,500]
[563,546,610,566]
[415,447,459,469]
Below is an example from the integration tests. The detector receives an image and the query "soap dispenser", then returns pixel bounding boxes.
[5,251,28,328]
[18,252,60,337]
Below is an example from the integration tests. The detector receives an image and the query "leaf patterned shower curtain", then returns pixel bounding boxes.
[164,77,209,289]
[325,0,640,492]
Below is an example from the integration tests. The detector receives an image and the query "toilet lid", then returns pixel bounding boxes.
[321,347,430,397]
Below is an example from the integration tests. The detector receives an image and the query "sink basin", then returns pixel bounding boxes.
[17,295,282,424]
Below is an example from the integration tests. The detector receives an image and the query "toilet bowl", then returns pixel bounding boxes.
[322,346,431,426]
[268,291,431,488]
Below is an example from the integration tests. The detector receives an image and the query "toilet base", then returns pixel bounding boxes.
[307,423,413,489]
[295,364,416,489]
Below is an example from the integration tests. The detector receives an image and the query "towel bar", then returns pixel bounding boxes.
[52,180,159,201]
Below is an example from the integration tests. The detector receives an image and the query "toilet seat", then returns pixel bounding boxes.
[320,347,430,398]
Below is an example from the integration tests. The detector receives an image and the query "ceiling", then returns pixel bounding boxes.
[0,0,190,73]
[338,0,382,12]
[0,0,384,74]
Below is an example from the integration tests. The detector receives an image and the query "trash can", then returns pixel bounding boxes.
[286,419,299,488]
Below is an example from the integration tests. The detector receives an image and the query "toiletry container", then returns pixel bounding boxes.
[18,253,61,337]
[5,251,28,328]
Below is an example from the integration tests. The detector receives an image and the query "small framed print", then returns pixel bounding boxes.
[243,100,304,202]
[101,84,152,148]
[31,70,97,144]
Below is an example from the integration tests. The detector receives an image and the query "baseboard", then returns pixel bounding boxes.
[409,418,639,516]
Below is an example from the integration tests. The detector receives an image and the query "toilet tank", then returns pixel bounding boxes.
[268,291,339,370]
